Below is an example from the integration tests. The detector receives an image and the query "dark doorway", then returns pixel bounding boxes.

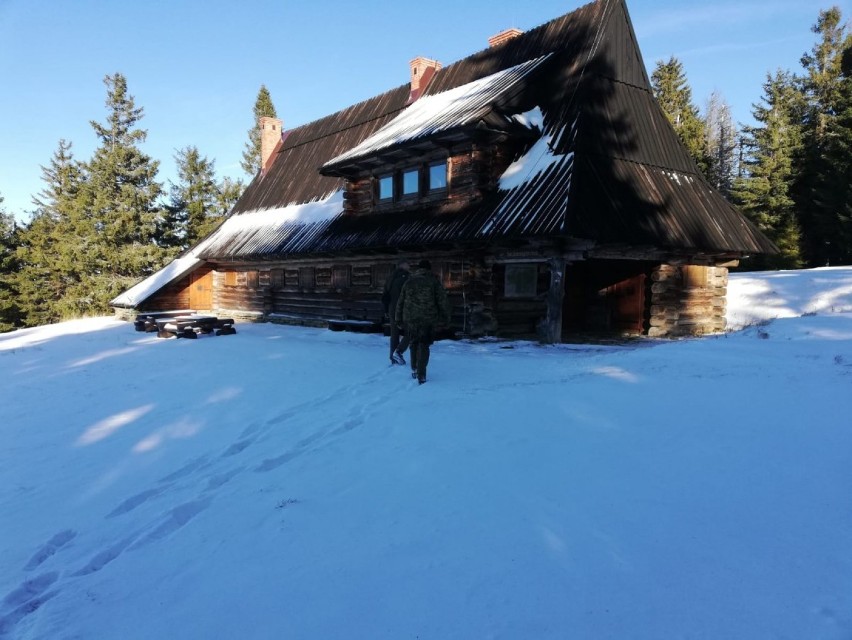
[563,260,651,336]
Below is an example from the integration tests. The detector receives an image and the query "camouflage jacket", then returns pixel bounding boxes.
[395,268,451,326]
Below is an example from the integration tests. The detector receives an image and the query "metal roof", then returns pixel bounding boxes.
[122,0,776,306]
[322,55,551,173]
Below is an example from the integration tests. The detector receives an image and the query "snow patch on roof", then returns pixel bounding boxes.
[499,107,572,192]
[197,190,343,257]
[224,190,344,229]
[325,55,551,169]
[663,170,695,186]
[111,192,344,308]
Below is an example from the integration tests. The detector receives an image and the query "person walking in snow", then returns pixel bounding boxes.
[382,260,411,365]
[395,259,451,384]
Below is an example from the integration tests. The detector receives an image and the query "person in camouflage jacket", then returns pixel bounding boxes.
[395,260,451,384]
[382,260,410,365]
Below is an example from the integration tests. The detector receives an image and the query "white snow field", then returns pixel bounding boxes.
[2,267,852,639]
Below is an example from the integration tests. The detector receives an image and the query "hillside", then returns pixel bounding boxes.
[2,268,852,639]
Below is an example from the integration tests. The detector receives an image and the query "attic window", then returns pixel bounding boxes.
[373,159,448,205]
[402,169,419,197]
[428,160,447,191]
[377,174,394,201]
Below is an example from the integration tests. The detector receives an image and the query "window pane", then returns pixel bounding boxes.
[429,161,447,190]
[504,265,538,298]
[402,169,419,195]
[378,175,393,200]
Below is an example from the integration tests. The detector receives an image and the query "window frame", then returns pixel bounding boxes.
[401,168,420,198]
[372,156,449,205]
[376,173,394,202]
[427,159,448,192]
[504,264,539,299]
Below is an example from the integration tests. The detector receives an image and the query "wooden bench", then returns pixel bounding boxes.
[134,310,195,332]
[327,318,382,333]
[154,315,237,339]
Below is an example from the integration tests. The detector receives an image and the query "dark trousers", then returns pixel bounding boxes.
[389,302,410,358]
[407,323,434,380]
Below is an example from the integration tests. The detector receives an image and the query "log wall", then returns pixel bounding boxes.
[203,255,542,338]
[138,275,191,311]
[647,264,727,337]
[137,259,731,341]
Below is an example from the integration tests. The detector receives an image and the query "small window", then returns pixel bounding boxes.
[428,161,447,191]
[246,271,259,289]
[224,271,237,287]
[377,175,394,201]
[332,266,351,289]
[402,169,419,196]
[504,264,538,298]
[299,267,315,290]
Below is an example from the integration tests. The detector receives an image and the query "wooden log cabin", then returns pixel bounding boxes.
[112,0,776,341]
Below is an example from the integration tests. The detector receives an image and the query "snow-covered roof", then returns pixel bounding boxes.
[323,55,551,170]
[111,192,345,308]
[498,107,572,191]
[197,190,343,259]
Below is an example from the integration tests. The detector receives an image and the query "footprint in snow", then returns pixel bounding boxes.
[0,572,60,636]
[129,498,211,550]
[221,438,253,457]
[73,536,136,577]
[157,456,209,483]
[106,487,169,518]
[205,468,242,491]
[24,530,77,570]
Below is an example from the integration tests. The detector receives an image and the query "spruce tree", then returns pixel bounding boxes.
[240,85,278,176]
[0,192,23,331]
[163,146,222,249]
[795,8,852,265]
[14,139,88,325]
[651,57,711,176]
[732,71,805,269]
[74,73,167,315]
[217,176,245,218]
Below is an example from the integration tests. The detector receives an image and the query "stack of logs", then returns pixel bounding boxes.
[647,264,727,337]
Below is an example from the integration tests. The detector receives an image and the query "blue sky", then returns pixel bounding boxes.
[0,0,848,221]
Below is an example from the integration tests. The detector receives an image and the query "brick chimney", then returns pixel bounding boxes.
[260,116,283,173]
[409,57,442,102]
[488,27,524,48]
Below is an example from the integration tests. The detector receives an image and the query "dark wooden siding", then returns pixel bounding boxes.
[207,254,557,339]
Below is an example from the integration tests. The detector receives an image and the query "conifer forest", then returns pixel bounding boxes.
[1,8,851,332]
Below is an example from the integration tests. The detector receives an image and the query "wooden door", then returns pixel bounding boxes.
[189,270,213,310]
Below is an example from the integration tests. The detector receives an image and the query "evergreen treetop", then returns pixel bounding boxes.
[732,71,804,269]
[241,84,278,176]
[163,146,222,250]
[651,56,711,176]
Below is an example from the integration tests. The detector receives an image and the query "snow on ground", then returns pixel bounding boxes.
[1,268,852,639]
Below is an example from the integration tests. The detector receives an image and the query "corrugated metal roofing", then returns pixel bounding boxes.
[125,0,776,306]
[323,55,551,171]
[197,154,575,260]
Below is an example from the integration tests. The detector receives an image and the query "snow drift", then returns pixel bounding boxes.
[2,267,851,639]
